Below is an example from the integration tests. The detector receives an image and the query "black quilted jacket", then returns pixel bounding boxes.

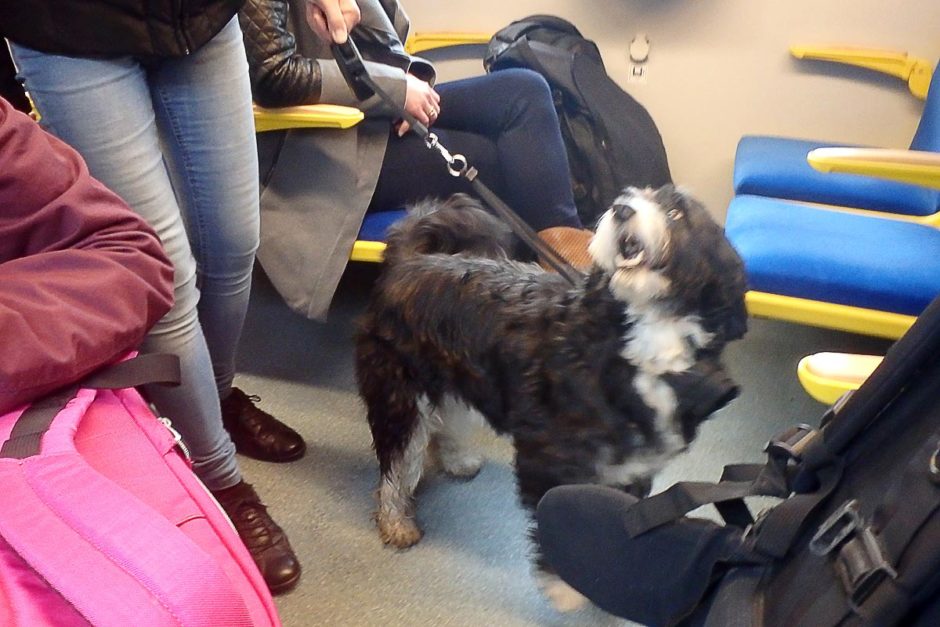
[0,0,243,58]
[239,0,427,109]
[239,0,325,107]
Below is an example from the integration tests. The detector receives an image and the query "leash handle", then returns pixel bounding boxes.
[330,39,584,284]
[331,39,375,101]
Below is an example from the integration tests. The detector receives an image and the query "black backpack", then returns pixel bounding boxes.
[540,294,940,626]
[484,15,672,226]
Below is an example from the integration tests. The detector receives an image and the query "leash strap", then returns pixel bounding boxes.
[331,39,584,284]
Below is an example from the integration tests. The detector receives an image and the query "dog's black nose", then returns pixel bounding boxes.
[614,203,636,222]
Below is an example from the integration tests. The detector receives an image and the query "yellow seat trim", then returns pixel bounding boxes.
[349,240,387,263]
[745,292,916,340]
[797,352,882,405]
[405,32,492,55]
[790,45,934,100]
[253,104,364,132]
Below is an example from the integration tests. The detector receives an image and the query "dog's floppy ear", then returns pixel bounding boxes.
[699,282,748,343]
[668,187,749,344]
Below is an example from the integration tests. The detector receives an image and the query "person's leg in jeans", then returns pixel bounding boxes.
[370,68,593,267]
[11,20,301,592]
[148,18,306,466]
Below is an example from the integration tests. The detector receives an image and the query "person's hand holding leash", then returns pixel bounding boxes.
[396,73,441,136]
[305,0,361,43]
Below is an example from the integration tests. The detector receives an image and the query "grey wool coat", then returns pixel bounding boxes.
[240,0,435,320]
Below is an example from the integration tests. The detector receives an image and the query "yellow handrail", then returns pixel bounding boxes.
[808,147,940,191]
[790,45,933,100]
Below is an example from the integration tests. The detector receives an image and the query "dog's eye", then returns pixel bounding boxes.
[667,208,683,222]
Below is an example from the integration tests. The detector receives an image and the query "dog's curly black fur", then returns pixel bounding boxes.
[354,187,747,607]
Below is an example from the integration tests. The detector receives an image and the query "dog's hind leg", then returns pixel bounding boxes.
[433,395,485,479]
[375,397,432,549]
[357,334,430,548]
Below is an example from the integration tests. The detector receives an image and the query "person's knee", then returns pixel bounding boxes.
[497,67,553,103]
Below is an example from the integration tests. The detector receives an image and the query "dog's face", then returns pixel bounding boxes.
[588,185,748,346]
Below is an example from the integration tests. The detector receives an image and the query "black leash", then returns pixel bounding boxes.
[331,39,583,285]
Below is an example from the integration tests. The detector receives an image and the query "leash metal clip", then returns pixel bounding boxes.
[425,132,467,177]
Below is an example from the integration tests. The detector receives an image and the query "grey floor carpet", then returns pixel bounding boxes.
[233,264,891,626]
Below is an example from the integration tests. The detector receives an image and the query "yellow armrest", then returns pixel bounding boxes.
[807,147,940,190]
[405,32,492,55]
[789,45,933,100]
[253,103,364,132]
[797,352,882,405]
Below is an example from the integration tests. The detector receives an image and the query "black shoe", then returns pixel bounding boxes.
[220,388,306,463]
[213,481,302,595]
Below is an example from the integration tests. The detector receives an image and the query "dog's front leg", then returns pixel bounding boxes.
[516,463,591,613]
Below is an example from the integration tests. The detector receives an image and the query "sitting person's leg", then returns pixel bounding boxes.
[370,68,593,268]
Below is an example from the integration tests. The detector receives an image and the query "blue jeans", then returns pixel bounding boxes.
[12,17,257,491]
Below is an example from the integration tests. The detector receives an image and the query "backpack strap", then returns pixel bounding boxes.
[623,423,821,536]
[0,377,251,625]
[0,353,180,460]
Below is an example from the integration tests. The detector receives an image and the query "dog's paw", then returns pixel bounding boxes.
[377,515,424,549]
[538,573,590,613]
[440,453,484,479]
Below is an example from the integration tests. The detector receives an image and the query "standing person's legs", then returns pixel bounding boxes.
[12,30,302,592]
[149,19,258,397]
[11,44,241,491]
[148,18,306,465]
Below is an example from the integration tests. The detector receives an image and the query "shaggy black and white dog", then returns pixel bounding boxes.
[355,186,747,608]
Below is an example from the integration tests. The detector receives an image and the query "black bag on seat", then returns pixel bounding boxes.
[539,293,940,626]
[484,15,672,226]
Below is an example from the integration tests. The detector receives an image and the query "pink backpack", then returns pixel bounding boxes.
[0,355,281,626]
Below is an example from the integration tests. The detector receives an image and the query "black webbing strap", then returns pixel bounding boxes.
[80,353,181,390]
[771,430,940,627]
[0,354,180,460]
[623,455,792,537]
[330,39,584,285]
[0,389,77,460]
[750,460,843,559]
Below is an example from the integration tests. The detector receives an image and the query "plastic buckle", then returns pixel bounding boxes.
[835,527,898,610]
[764,423,817,463]
[809,499,861,557]
[809,500,898,610]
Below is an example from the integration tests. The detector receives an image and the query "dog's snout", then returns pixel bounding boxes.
[614,203,636,222]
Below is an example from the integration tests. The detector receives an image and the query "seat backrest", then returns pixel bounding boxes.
[910,61,940,152]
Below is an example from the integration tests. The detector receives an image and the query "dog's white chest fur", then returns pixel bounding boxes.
[595,305,711,486]
[623,305,711,375]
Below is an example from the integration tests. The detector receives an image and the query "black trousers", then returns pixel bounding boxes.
[368,68,582,232]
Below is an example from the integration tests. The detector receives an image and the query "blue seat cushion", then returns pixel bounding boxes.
[725,195,940,316]
[358,209,407,241]
[733,136,939,216]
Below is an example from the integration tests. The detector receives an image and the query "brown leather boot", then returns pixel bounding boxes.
[220,388,306,463]
[536,226,594,271]
[213,481,302,595]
